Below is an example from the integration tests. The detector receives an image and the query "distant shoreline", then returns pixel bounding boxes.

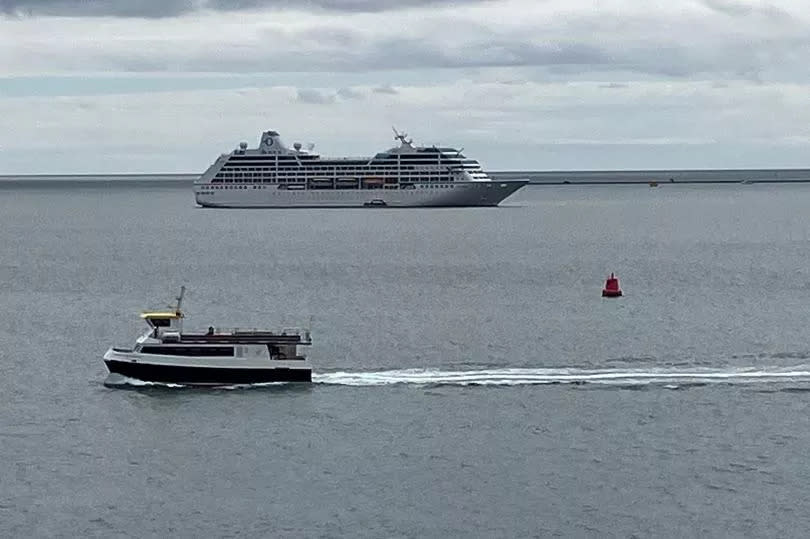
[2,168,810,185]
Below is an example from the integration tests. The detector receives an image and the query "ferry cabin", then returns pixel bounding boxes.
[135,310,308,362]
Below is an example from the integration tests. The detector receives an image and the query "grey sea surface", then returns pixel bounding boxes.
[3,181,810,537]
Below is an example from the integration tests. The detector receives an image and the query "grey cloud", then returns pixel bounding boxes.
[6,4,809,84]
[337,87,364,99]
[73,30,809,83]
[310,37,612,72]
[296,88,335,104]
[480,40,609,67]
[701,0,753,17]
[700,0,791,21]
[372,84,398,94]
[0,0,485,17]
[35,26,810,84]
[297,27,361,48]
[1,0,192,17]
[214,0,485,12]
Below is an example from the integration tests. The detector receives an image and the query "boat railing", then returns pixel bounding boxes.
[212,327,312,343]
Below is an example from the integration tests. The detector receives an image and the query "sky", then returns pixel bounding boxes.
[1,0,809,173]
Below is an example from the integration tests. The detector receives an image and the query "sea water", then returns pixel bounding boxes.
[2,181,810,536]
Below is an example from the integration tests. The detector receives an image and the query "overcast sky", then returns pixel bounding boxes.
[1,0,809,173]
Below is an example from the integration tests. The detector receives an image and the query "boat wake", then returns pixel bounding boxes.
[312,366,810,388]
[103,373,186,388]
[104,366,810,390]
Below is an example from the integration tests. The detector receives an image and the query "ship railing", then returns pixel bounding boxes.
[310,156,375,162]
[212,327,312,342]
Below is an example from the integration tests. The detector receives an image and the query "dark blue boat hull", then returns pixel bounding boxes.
[104,359,312,385]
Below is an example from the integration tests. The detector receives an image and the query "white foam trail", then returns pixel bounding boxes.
[104,368,810,390]
[103,373,186,388]
[103,373,292,390]
[312,367,810,387]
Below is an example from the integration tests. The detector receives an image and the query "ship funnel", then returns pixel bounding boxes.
[259,130,287,153]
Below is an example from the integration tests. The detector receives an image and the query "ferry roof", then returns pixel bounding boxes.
[140,310,184,319]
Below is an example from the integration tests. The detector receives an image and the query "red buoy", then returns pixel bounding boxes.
[602,272,622,297]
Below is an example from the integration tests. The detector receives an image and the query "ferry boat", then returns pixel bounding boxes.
[103,287,312,386]
[194,128,528,208]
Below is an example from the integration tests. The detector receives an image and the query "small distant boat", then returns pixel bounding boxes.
[103,287,312,386]
[649,181,659,187]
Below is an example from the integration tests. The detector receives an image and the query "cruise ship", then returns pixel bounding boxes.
[193,129,528,208]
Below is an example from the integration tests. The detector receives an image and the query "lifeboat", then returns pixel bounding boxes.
[602,273,622,297]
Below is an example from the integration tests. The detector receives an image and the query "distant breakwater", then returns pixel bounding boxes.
[492,169,810,184]
[2,169,810,185]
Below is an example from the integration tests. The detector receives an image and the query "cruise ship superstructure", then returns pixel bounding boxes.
[194,129,527,208]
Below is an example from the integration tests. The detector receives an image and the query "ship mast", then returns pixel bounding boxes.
[391,126,412,146]
[173,285,186,332]
[174,285,185,312]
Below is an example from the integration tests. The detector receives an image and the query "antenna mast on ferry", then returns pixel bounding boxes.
[174,285,186,312]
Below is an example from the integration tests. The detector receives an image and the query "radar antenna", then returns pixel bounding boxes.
[306,142,315,151]
[391,126,412,145]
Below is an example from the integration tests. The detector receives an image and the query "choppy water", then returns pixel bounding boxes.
[3,182,810,537]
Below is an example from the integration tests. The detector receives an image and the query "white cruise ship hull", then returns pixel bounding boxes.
[194,180,528,208]
[103,348,312,385]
